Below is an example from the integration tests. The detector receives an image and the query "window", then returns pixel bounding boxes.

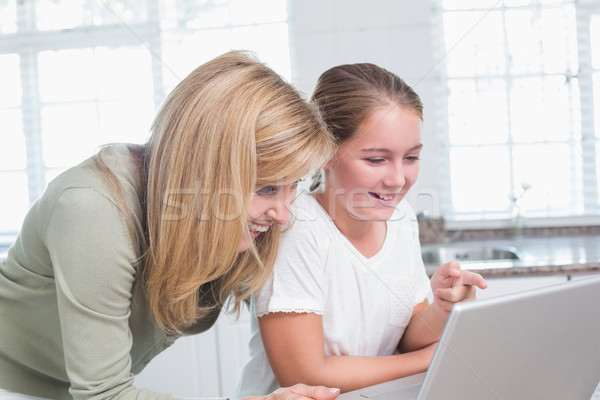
[0,0,289,239]
[432,0,600,227]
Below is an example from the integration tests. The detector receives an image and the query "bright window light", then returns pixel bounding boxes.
[0,0,290,238]
[434,0,599,224]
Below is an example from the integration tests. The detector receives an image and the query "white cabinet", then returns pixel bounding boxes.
[428,274,569,304]
[569,272,600,280]
[213,308,253,395]
[134,308,252,398]
[477,275,568,300]
[133,332,220,398]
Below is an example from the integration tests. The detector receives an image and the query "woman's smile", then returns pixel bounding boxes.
[248,222,271,238]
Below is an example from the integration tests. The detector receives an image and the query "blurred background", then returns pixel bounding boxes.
[1,0,599,396]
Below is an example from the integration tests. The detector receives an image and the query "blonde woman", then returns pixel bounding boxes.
[0,51,338,400]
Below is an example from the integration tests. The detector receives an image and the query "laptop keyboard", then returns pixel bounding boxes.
[364,383,421,400]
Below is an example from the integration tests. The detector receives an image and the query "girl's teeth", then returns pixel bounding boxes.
[370,192,394,201]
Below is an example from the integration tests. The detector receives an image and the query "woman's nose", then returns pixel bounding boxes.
[267,186,296,224]
[267,200,290,225]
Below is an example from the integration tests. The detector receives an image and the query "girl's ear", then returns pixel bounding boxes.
[322,154,338,170]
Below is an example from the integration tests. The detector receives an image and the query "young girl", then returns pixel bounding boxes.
[0,51,340,400]
[236,63,487,396]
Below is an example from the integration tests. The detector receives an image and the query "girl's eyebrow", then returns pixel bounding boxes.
[360,144,423,153]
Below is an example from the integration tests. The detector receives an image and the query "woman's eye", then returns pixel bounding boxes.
[405,155,420,162]
[256,186,277,196]
[366,158,385,164]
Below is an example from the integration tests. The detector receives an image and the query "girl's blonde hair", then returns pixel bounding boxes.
[308,63,423,190]
[97,51,334,334]
[311,63,423,144]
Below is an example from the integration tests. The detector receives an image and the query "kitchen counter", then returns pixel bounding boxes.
[423,234,600,278]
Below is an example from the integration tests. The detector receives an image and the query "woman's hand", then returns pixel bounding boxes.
[243,384,340,400]
[430,261,488,315]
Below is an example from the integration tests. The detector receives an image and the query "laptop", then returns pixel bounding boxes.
[339,275,600,400]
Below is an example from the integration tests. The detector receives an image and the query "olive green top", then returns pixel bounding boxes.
[0,145,222,400]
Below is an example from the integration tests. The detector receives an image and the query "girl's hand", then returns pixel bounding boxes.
[430,261,487,315]
[244,385,340,400]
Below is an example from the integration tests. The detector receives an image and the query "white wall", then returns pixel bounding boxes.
[288,0,442,217]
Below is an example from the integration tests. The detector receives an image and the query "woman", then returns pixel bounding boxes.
[0,51,339,400]
[236,63,487,396]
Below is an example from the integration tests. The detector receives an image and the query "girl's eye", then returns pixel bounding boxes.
[366,158,385,164]
[256,186,277,196]
[405,155,420,162]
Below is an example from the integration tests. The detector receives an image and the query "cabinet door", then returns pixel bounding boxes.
[214,306,253,398]
[477,275,567,299]
[133,308,252,398]
[133,323,220,397]
[569,272,600,280]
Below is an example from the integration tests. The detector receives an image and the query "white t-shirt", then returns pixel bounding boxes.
[236,192,432,397]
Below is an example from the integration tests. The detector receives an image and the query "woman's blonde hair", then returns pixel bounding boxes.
[98,51,334,334]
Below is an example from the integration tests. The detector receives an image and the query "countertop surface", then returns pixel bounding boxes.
[423,234,600,277]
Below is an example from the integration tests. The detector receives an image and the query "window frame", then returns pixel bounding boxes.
[0,0,290,240]
[431,0,600,230]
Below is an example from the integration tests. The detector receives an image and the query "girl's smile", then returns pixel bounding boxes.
[368,191,399,202]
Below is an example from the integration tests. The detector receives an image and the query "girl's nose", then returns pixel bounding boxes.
[384,163,406,189]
